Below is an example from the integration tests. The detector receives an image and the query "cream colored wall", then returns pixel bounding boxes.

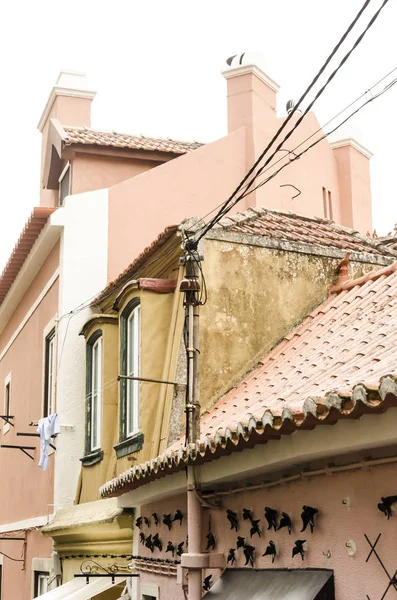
[199,238,380,409]
[71,154,163,196]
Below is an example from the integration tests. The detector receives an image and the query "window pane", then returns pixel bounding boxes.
[44,329,56,417]
[126,305,140,436]
[91,337,102,451]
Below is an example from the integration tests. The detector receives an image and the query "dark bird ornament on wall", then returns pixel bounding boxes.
[165,541,175,557]
[227,548,236,565]
[292,540,307,560]
[139,532,146,545]
[264,507,278,532]
[236,536,245,549]
[176,542,185,557]
[152,513,159,526]
[152,533,162,551]
[206,531,216,551]
[145,534,154,552]
[378,496,397,519]
[278,512,292,534]
[203,575,212,591]
[263,540,277,563]
[163,514,173,530]
[301,506,318,533]
[173,509,183,526]
[144,516,150,527]
[243,543,255,568]
[226,509,239,531]
[135,517,143,529]
[243,508,253,522]
[250,519,262,538]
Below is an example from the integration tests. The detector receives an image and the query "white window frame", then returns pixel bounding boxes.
[58,161,71,206]
[34,571,49,597]
[90,336,102,451]
[126,304,140,437]
[3,373,11,435]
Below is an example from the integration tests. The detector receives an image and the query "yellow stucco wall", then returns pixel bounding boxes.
[199,238,381,410]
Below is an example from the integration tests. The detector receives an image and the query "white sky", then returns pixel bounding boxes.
[0,0,396,270]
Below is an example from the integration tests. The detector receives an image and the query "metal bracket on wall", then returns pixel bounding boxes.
[0,415,14,427]
[0,444,36,460]
[365,533,397,599]
[17,432,57,451]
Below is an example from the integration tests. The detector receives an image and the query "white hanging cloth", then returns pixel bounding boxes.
[37,414,60,471]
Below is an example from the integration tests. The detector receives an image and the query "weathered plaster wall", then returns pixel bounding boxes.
[71,154,162,196]
[136,462,397,600]
[200,238,380,409]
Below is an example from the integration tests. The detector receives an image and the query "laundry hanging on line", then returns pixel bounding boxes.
[37,414,60,471]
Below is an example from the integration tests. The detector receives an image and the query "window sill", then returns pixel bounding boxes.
[114,433,144,458]
[80,448,103,467]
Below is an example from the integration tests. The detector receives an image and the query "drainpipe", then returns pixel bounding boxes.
[180,244,202,600]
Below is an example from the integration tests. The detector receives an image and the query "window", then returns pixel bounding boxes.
[322,186,333,220]
[115,300,143,458]
[81,331,103,466]
[34,571,49,597]
[90,336,102,451]
[3,374,11,434]
[58,162,71,206]
[44,329,56,417]
[126,304,140,436]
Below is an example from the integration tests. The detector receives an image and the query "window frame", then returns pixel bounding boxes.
[90,335,102,452]
[3,373,11,435]
[34,571,49,597]
[43,328,56,417]
[115,298,143,458]
[81,330,104,466]
[58,161,71,207]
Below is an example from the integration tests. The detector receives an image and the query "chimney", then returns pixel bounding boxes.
[330,137,373,234]
[222,53,279,207]
[37,70,96,132]
[38,71,96,207]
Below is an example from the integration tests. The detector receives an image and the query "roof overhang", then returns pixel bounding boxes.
[0,207,60,332]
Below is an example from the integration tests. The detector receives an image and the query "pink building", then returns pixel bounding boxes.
[0,52,380,599]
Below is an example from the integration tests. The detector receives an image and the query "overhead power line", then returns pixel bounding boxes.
[192,64,397,232]
[191,0,390,246]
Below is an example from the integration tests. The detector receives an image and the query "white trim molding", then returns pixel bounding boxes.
[222,64,280,93]
[330,137,373,159]
[0,514,53,534]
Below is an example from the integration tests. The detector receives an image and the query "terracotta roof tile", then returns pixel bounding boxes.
[0,207,56,306]
[100,262,397,497]
[63,126,203,155]
[211,207,396,258]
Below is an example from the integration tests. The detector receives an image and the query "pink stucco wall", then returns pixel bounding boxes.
[137,462,397,599]
[107,127,247,281]
[71,153,163,196]
[0,529,52,600]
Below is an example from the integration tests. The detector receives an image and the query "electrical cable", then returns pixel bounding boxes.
[192,63,397,234]
[192,0,390,244]
[232,74,397,207]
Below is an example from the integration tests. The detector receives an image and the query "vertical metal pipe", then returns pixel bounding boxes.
[187,467,202,600]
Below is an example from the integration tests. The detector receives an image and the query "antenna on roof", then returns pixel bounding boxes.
[286,99,296,115]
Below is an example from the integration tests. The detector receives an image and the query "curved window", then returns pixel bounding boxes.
[85,331,103,455]
[120,300,141,443]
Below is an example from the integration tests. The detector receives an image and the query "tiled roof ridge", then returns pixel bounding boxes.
[100,373,397,497]
[63,125,203,148]
[330,261,397,294]
[215,205,362,235]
